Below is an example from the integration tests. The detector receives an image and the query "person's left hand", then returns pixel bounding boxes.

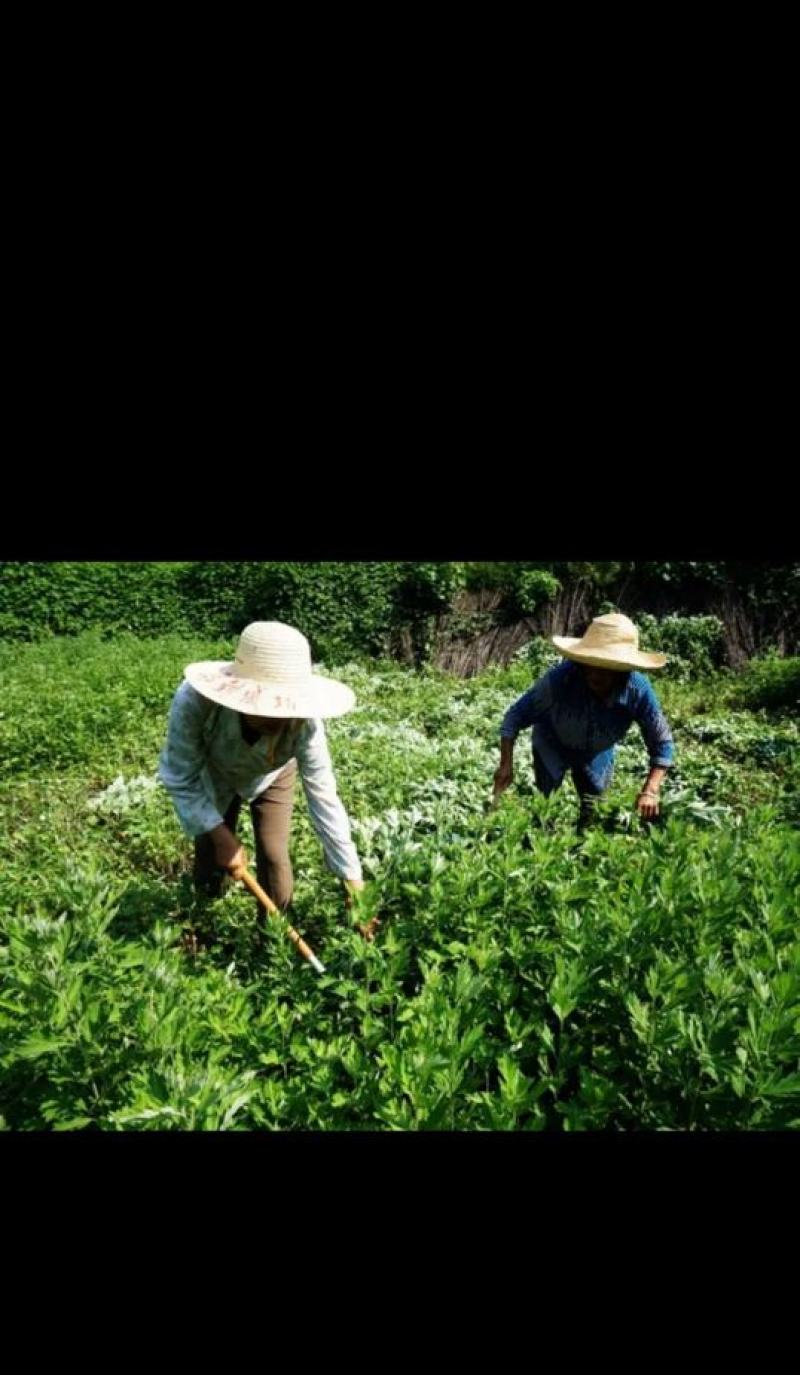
[637,790,661,820]
[343,878,366,910]
[343,879,380,940]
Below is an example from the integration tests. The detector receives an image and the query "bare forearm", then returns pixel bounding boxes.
[493,735,516,798]
[641,766,668,796]
[637,766,669,820]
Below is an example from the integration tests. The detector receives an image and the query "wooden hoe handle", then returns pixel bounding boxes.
[234,865,325,974]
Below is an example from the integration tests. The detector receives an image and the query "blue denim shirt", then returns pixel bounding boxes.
[501,661,675,791]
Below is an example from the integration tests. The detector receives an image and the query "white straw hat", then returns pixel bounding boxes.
[184,622,356,718]
[552,613,667,672]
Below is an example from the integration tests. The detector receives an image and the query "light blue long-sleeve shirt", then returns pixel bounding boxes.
[158,681,362,880]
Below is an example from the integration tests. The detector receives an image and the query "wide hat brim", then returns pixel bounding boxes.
[552,637,667,671]
[184,662,356,718]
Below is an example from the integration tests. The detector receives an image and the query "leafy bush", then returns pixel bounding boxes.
[516,637,561,676]
[509,569,561,617]
[633,613,726,681]
[463,563,521,592]
[395,563,466,614]
[181,561,469,664]
[0,562,468,664]
[3,564,796,667]
[0,564,194,639]
[462,563,561,617]
[731,656,800,712]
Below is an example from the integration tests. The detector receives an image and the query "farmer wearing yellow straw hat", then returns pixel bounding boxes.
[158,622,368,925]
[493,613,675,831]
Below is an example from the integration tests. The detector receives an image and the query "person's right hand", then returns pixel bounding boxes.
[493,763,513,800]
[226,847,247,879]
[208,823,246,873]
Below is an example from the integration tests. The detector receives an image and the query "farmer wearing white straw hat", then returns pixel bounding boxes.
[158,622,366,923]
[493,613,675,830]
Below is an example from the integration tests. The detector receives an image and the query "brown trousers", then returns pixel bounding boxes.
[193,760,297,914]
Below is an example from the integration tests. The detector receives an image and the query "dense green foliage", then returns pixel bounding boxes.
[2,562,797,663]
[463,563,562,615]
[0,563,195,639]
[730,655,800,712]
[0,563,466,663]
[1,634,798,1131]
[615,613,726,681]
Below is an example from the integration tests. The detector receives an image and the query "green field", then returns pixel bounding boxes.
[0,633,798,1130]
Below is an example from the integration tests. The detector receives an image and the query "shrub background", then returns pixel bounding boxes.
[1,560,797,671]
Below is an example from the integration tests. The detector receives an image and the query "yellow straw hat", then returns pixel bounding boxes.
[184,622,355,718]
[552,613,667,672]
